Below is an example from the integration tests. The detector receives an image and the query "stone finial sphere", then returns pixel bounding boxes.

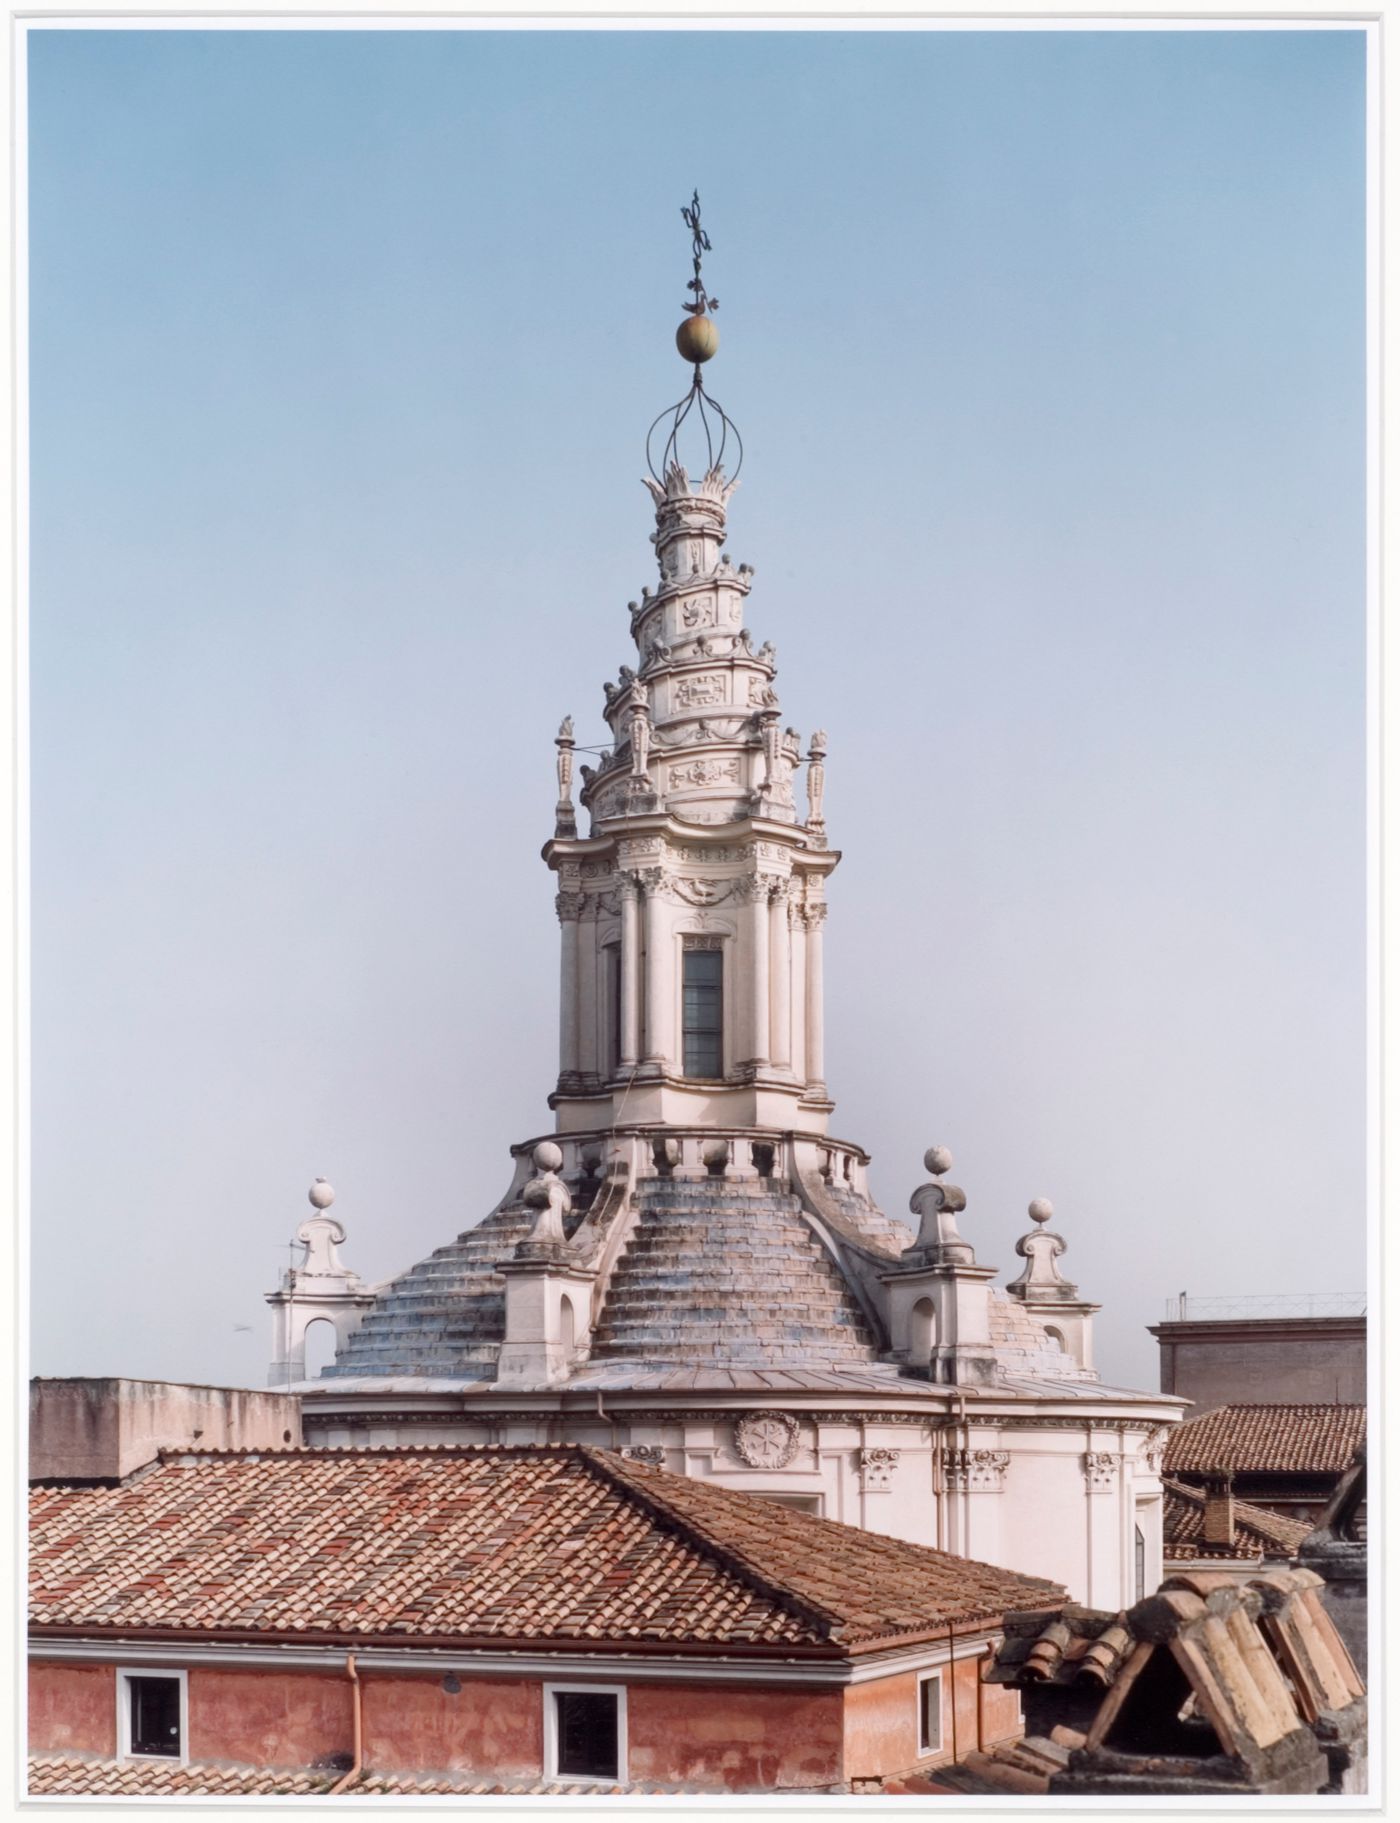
[924,1146,953,1177]
[676,315,719,363]
[1029,1198,1054,1224]
[308,1178,335,1210]
[533,1141,564,1173]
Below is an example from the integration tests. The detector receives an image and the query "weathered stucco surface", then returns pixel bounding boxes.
[29,1663,116,1758]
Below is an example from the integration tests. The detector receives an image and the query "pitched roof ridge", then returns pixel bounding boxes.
[1162,1477,1312,1548]
[1193,1402,1365,1416]
[577,1447,841,1643]
[153,1442,589,1463]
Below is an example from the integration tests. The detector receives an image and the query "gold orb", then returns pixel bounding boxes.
[675,315,719,364]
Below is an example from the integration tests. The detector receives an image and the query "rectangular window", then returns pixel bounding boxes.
[917,1669,943,1756]
[682,946,723,1078]
[118,1670,186,1761]
[546,1684,626,1783]
[1135,1523,1146,1603]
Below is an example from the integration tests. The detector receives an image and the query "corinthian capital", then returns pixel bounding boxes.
[555,891,585,923]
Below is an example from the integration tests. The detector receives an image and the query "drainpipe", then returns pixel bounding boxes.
[328,1654,362,1795]
[975,1642,992,1752]
[947,1621,958,1765]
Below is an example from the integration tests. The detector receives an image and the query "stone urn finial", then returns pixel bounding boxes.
[1007,1195,1079,1300]
[518,1141,573,1255]
[904,1145,976,1265]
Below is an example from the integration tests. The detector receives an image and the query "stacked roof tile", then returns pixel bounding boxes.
[1162,1478,1312,1562]
[27,1755,332,1795]
[30,1444,1059,1651]
[1165,1405,1365,1477]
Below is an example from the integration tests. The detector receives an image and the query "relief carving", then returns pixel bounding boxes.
[733,1410,800,1470]
[668,758,741,790]
[675,672,727,709]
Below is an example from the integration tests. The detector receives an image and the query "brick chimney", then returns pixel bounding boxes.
[1202,1473,1236,1548]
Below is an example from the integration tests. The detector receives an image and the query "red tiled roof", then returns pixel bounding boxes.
[27,1754,331,1795]
[1161,1479,1313,1562]
[1164,1404,1365,1476]
[25,1755,695,1798]
[29,1445,1059,1652]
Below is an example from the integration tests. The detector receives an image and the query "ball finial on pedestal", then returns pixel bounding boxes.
[532,1141,564,1174]
[308,1178,335,1210]
[924,1146,953,1177]
[1028,1197,1054,1225]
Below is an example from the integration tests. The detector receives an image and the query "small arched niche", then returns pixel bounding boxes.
[909,1297,936,1366]
[302,1317,339,1381]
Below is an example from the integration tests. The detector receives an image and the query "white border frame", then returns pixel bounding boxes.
[915,1665,943,1759]
[115,1666,188,1766]
[542,1680,627,1786]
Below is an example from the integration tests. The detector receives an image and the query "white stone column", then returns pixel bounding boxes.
[747,881,771,1068]
[619,879,640,1068]
[557,892,583,1079]
[642,873,674,1069]
[805,903,827,1089]
[769,883,791,1069]
[577,905,600,1078]
[789,905,807,1087]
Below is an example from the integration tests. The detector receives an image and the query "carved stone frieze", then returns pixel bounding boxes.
[941,1448,1010,1492]
[733,1409,801,1469]
[672,878,736,907]
[858,1446,900,1492]
[681,596,716,629]
[674,672,728,709]
[668,758,741,790]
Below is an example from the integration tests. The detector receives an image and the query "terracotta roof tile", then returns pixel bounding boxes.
[27,1754,331,1795]
[30,1445,1060,1651]
[1164,1405,1365,1476]
[1161,1478,1313,1561]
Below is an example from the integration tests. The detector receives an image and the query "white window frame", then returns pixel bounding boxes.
[117,1666,189,1764]
[543,1681,628,1785]
[916,1666,944,1757]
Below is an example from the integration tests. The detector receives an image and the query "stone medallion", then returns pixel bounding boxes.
[733,1409,800,1469]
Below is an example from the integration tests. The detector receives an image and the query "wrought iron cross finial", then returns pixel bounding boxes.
[680,189,718,317]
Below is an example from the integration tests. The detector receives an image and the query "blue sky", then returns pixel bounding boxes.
[27,26,1366,1389]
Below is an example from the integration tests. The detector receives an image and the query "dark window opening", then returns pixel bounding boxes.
[554,1690,619,1780]
[127,1676,181,1758]
[682,948,723,1078]
[919,1673,942,1753]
